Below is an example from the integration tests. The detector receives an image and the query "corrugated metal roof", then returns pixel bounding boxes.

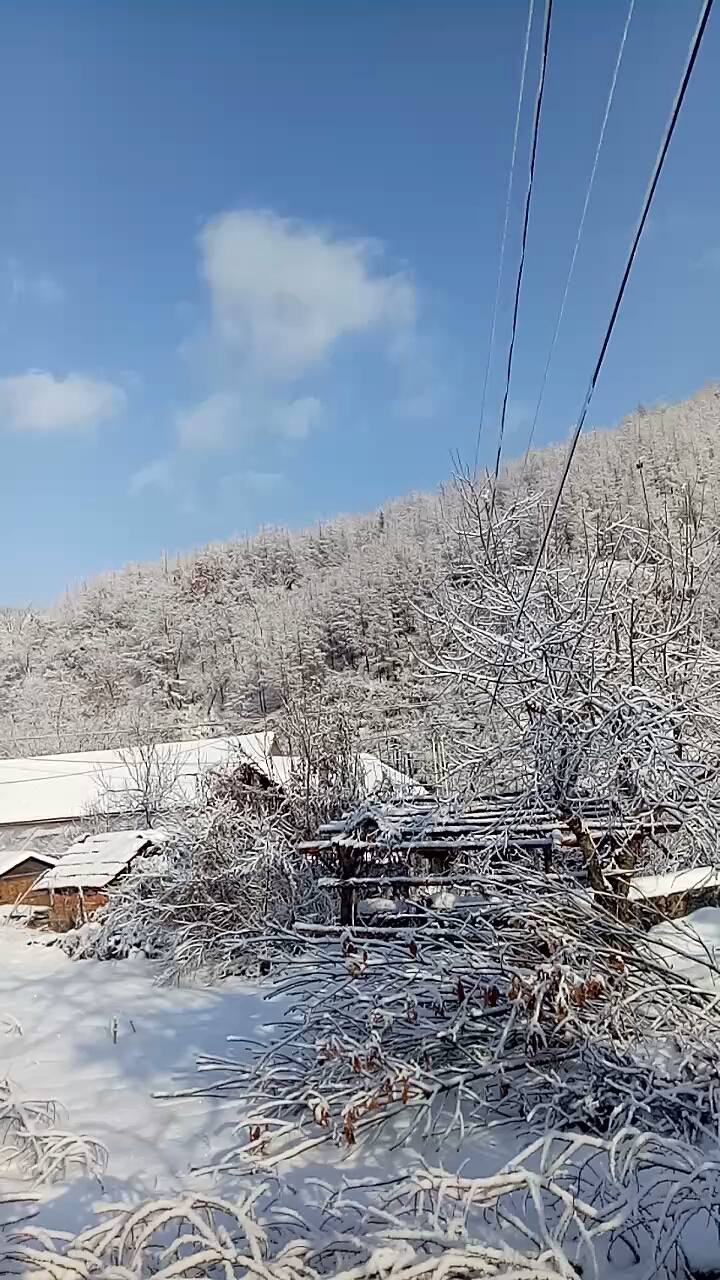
[34,830,162,891]
[0,849,57,879]
[0,733,276,827]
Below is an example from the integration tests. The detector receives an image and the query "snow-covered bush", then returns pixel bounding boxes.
[63,766,336,979]
[177,861,720,1170]
[0,1082,106,1184]
[8,1129,720,1278]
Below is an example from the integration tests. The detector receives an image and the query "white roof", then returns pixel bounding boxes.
[628,866,720,902]
[0,733,275,827]
[357,752,426,796]
[0,731,424,831]
[34,830,161,891]
[264,751,426,796]
[0,849,57,879]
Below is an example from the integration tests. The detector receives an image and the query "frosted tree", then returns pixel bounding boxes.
[426,468,720,873]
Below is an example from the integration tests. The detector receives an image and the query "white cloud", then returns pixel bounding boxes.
[0,372,125,433]
[199,209,415,376]
[27,275,64,306]
[177,392,239,450]
[271,396,323,440]
[505,399,533,439]
[696,247,720,272]
[176,391,324,452]
[130,458,174,496]
[170,209,421,493]
[219,468,286,497]
[389,329,449,423]
[243,469,285,492]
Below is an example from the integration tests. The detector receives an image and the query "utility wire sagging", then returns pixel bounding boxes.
[519,0,636,470]
[490,0,554,499]
[515,0,715,623]
[472,0,536,475]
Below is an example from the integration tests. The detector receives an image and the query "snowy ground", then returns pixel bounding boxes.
[0,919,276,1232]
[0,916,520,1236]
[4,909,720,1274]
[647,906,720,992]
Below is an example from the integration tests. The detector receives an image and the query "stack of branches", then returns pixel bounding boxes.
[64,765,336,979]
[425,478,720,874]
[8,1130,720,1278]
[171,863,720,1170]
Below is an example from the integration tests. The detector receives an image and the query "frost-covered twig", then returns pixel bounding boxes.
[423,481,720,870]
[0,1081,106,1185]
[174,863,720,1166]
[7,1129,720,1278]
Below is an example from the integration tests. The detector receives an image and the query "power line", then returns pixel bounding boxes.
[472,0,536,475]
[519,0,636,470]
[481,0,715,725]
[491,0,554,496]
[515,0,714,624]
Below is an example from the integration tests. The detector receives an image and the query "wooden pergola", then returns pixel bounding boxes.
[299,793,684,926]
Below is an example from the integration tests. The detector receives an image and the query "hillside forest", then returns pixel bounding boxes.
[7,387,720,1280]
[2,384,720,788]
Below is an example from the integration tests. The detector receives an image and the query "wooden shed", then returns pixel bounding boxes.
[0,850,57,907]
[298,793,686,926]
[34,830,165,930]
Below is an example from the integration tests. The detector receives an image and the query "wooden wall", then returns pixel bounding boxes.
[49,889,109,930]
[0,858,51,907]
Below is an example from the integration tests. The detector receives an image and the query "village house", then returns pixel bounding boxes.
[0,849,57,908]
[0,731,421,860]
[0,730,421,928]
[33,830,166,929]
[0,732,279,856]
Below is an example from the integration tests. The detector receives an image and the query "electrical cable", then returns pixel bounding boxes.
[483,0,715,722]
[472,0,536,475]
[519,0,636,470]
[515,0,714,624]
[491,0,554,495]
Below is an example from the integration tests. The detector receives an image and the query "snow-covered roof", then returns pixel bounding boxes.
[357,752,427,797]
[34,830,163,891]
[628,866,720,902]
[0,733,276,827]
[647,908,720,994]
[0,730,424,831]
[264,751,426,797]
[0,849,57,879]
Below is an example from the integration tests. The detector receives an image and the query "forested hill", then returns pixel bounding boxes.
[1,383,719,761]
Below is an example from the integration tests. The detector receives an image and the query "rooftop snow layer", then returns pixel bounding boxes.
[266,750,426,796]
[34,830,162,891]
[0,731,423,831]
[0,848,58,878]
[0,733,276,827]
[628,866,720,902]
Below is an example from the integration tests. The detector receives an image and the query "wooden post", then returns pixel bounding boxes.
[339,847,359,926]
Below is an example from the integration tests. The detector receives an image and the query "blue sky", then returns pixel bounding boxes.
[0,0,718,604]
